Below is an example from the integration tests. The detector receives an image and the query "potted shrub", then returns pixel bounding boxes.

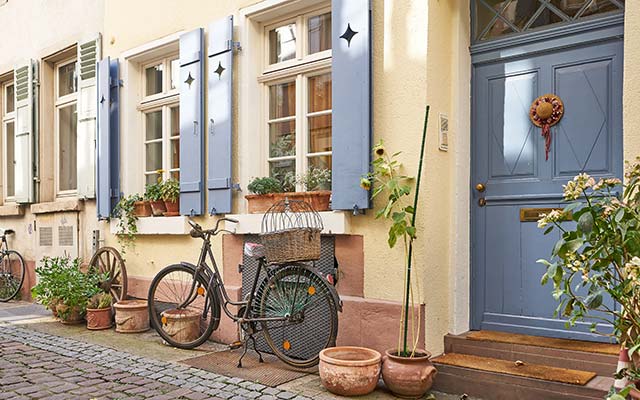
[536,160,640,398]
[161,178,180,216]
[361,108,437,398]
[86,293,113,330]
[245,168,332,214]
[31,256,67,316]
[113,194,141,256]
[145,181,166,216]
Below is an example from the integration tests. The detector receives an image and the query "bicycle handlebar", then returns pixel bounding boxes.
[188,217,238,238]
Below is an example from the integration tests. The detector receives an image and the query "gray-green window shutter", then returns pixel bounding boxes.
[13,60,38,204]
[96,57,120,219]
[77,35,102,198]
[179,28,205,216]
[207,16,234,215]
[331,0,372,212]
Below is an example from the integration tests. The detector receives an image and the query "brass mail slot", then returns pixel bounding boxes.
[520,208,571,222]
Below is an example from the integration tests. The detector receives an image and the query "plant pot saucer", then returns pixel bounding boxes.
[163,211,180,217]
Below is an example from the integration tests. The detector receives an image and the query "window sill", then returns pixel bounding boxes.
[31,199,84,214]
[226,211,351,235]
[0,204,25,217]
[109,216,190,235]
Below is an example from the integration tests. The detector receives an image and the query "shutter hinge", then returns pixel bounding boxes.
[352,205,363,216]
[227,40,242,53]
[232,183,241,191]
[33,78,41,87]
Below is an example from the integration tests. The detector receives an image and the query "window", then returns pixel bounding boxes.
[140,56,180,185]
[2,81,15,200]
[55,58,78,195]
[262,6,332,191]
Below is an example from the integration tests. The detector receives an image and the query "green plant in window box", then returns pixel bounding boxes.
[298,166,331,192]
[161,178,180,216]
[247,177,283,195]
[145,181,166,216]
[113,194,142,256]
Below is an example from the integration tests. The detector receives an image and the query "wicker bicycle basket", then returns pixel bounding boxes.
[259,199,324,264]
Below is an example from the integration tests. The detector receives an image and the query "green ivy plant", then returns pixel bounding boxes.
[161,178,180,203]
[113,194,141,255]
[537,159,640,395]
[247,177,283,195]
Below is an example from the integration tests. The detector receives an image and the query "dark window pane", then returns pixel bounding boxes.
[308,12,331,54]
[6,121,14,197]
[6,85,14,113]
[269,23,296,64]
[269,121,295,158]
[58,62,77,97]
[269,82,296,119]
[145,63,163,96]
[59,104,77,191]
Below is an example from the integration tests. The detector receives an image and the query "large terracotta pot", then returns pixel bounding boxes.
[149,200,166,216]
[114,300,150,333]
[56,304,84,325]
[163,200,180,216]
[133,201,152,217]
[381,349,437,399]
[245,191,331,214]
[86,307,113,330]
[319,346,381,396]
[161,309,200,343]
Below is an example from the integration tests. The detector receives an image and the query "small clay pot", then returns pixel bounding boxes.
[133,201,152,217]
[86,307,113,330]
[56,304,84,325]
[381,349,437,399]
[319,346,381,396]
[163,200,180,216]
[149,200,167,217]
[114,300,150,333]
[161,309,200,343]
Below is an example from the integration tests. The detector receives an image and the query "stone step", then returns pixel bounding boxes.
[444,331,618,377]
[432,353,614,400]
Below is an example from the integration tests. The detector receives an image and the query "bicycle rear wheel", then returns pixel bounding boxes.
[256,263,338,368]
[148,264,218,349]
[0,250,25,302]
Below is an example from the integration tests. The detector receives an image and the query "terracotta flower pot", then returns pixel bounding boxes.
[163,200,180,216]
[86,307,113,330]
[161,309,200,343]
[56,304,84,325]
[319,346,381,396]
[149,200,167,216]
[133,201,152,217]
[245,191,331,214]
[114,300,149,333]
[381,349,437,399]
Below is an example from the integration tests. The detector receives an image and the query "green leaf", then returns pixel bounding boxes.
[609,394,626,400]
[615,208,625,223]
[628,343,640,358]
[577,212,594,233]
[544,226,554,235]
[405,206,415,214]
[584,292,603,310]
[406,226,416,238]
[537,259,552,267]
[559,238,584,258]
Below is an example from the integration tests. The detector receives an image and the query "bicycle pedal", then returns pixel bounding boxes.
[228,341,243,350]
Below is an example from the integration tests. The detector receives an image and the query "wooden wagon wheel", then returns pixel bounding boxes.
[89,246,128,303]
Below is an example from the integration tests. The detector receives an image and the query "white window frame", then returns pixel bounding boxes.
[2,80,15,202]
[139,55,180,186]
[54,57,78,197]
[259,4,332,192]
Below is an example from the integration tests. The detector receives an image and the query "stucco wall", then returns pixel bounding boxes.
[624,0,640,161]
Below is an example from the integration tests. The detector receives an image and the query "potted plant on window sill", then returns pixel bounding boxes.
[161,178,180,216]
[361,108,437,398]
[145,180,166,217]
[245,168,332,213]
[130,193,151,217]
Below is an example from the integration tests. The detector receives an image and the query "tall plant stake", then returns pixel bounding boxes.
[401,105,429,356]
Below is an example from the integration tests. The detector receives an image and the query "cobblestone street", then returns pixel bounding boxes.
[0,303,467,400]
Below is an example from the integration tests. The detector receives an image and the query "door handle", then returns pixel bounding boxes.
[475,183,486,192]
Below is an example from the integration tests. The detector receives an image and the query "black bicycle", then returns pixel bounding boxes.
[0,229,26,302]
[147,218,340,368]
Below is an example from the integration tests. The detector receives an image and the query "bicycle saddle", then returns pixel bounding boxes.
[0,228,14,236]
[243,242,265,259]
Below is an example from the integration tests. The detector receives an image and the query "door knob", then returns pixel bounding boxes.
[475,183,486,192]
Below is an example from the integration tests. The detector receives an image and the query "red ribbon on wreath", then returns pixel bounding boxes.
[529,94,564,161]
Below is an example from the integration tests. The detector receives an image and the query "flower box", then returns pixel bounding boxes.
[245,191,331,214]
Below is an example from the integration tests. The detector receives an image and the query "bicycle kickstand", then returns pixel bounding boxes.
[250,335,264,363]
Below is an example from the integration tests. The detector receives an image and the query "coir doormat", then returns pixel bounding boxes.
[181,349,316,387]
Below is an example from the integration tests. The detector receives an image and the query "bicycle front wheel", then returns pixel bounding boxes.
[0,250,25,302]
[148,264,218,349]
[256,263,338,368]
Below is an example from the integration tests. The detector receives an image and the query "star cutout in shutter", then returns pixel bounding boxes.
[340,23,358,47]
[185,72,195,88]
[214,61,225,80]
[99,95,105,104]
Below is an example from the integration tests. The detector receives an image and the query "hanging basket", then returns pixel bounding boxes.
[259,199,323,264]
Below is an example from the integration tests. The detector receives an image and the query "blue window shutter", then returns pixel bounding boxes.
[13,60,38,204]
[331,0,372,212]
[207,16,234,215]
[179,28,205,216]
[96,57,120,219]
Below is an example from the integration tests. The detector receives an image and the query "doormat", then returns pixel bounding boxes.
[181,349,315,387]
[434,353,596,385]
[466,330,618,356]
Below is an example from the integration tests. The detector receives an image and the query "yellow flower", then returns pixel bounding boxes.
[360,177,371,191]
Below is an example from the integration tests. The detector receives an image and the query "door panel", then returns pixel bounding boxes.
[472,39,623,341]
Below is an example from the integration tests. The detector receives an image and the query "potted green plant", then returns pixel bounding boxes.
[245,168,332,214]
[536,160,640,398]
[360,108,436,398]
[161,178,180,216]
[145,180,166,216]
[31,256,67,316]
[113,194,141,255]
[86,292,113,330]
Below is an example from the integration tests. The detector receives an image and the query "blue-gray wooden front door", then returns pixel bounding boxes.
[471,38,623,341]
